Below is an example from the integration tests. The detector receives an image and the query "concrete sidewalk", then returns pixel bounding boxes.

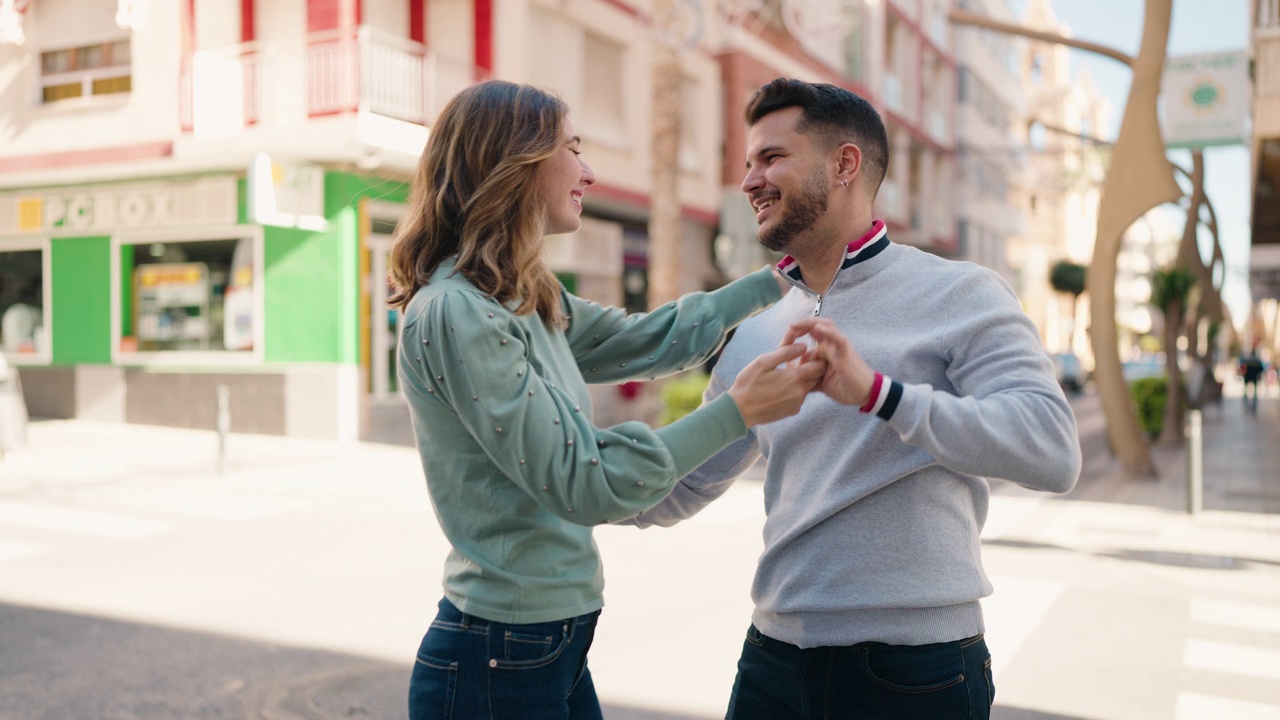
[0,383,1277,719]
[1058,377,1280,514]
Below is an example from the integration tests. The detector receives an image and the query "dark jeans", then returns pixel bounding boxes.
[408,598,603,720]
[726,625,994,720]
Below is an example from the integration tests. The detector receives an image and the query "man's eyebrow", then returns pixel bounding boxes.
[745,145,784,168]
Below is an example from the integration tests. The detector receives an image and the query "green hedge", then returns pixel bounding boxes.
[1129,376,1167,439]
[660,372,711,425]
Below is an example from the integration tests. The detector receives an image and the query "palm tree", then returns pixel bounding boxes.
[1049,260,1088,350]
[1149,267,1197,446]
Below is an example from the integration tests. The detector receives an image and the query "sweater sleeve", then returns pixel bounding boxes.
[562,267,781,384]
[871,271,1082,493]
[624,357,763,528]
[408,290,751,526]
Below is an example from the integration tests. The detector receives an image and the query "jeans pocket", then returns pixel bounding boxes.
[409,651,457,720]
[492,621,571,670]
[860,643,967,694]
[504,630,553,662]
[744,625,765,647]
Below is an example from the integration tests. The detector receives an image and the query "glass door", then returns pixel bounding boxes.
[368,234,401,403]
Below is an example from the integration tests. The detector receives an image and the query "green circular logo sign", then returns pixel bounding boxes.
[1191,83,1219,107]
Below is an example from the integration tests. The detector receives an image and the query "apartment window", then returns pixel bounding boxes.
[582,33,625,143]
[0,243,50,362]
[842,7,865,82]
[41,38,131,103]
[114,230,262,360]
[33,0,130,104]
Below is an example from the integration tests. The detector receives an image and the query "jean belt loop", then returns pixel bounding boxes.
[459,611,472,630]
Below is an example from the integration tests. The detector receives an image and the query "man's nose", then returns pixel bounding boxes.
[741,166,763,194]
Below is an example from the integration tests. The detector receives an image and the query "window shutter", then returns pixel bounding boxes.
[34,0,124,49]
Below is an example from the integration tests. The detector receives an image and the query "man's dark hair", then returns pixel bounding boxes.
[744,78,889,198]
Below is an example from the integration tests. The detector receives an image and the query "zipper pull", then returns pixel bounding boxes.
[813,295,823,317]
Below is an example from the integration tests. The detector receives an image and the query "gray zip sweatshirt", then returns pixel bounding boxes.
[632,223,1081,649]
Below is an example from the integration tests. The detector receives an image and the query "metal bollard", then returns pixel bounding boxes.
[1186,409,1203,515]
[217,385,231,474]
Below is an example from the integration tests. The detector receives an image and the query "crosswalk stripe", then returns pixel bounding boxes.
[0,540,48,562]
[0,503,168,537]
[1191,599,1280,635]
[1183,639,1280,681]
[1177,692,1280,720]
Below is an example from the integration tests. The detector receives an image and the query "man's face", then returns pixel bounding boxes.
[741,107,831,253]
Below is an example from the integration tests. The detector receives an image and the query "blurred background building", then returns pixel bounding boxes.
[1008,0,1110,362]
[954,0,1023,286]
[1250,0,1280,355]
[4,0,1241,440]
[0,0,973,440]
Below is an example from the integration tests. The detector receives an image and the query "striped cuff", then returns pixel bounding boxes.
[859,372,903,420]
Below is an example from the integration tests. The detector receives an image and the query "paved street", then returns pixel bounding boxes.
[0,381,1277,719]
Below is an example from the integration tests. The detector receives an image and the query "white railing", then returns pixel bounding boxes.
[183,29,479,134]
[306,31,359,116]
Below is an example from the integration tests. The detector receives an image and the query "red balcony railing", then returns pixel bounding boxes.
[181,27,479,135]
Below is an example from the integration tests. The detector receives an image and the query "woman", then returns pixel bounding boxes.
[389,80,819,719]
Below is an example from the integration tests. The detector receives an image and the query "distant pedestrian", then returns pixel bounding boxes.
[387,80,824,720]
[1241,348,1265,413]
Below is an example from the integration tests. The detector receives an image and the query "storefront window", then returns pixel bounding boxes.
[118,235,257,355]
[0,247,48,360]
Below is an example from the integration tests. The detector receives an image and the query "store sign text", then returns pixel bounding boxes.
[3,177,238,235]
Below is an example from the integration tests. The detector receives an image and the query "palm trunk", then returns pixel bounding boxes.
[648,1,682,309]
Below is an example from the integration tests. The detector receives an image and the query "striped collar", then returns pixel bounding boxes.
[775,220,890,287]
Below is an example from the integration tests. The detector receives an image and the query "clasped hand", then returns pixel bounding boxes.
[778,317,876,408]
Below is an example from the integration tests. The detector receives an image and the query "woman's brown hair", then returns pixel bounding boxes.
[388,80,569,327]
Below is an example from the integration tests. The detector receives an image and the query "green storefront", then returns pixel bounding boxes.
[0,167,411,441]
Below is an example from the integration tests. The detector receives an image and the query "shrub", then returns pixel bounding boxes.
[659,372,711,425]
[1129,376,1167,440]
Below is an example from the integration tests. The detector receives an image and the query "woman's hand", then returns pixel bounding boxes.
[727,344,826,426]
[780,317,876,407]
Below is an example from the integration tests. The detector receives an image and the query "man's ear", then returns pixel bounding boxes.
[836,143,863,186]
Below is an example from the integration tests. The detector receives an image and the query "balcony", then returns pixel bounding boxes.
[180,28,478,137]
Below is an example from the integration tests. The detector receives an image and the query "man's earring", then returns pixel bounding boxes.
[840,177,850,189]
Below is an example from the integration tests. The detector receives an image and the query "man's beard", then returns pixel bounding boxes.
[757,168,829,253]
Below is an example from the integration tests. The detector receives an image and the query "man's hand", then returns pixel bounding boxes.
[780,317,876,407]
[727,344,826,427]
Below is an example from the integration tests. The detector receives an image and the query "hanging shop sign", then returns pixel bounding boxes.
[1163,50,1250,149]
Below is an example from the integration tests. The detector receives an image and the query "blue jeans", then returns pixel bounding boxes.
[726,625,994,720]
[408,598,603,720]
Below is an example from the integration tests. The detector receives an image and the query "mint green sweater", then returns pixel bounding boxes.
[398,259,781,624]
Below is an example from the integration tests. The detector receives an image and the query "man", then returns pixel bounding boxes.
[1241,347,1265,413]
[632,78,1082,718]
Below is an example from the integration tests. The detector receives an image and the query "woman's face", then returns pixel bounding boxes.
[537,116,596,236]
